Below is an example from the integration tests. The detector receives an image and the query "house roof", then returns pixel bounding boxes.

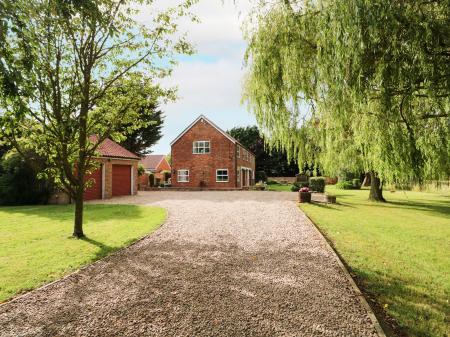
[140,154,166,170]
[90,136,140,160]
[170,115,255,156]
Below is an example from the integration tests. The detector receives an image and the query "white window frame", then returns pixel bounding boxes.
[237,167,241,183]
[216,169,229,183]
[237,146,240,158]
[193,140,210,154]
[177,169,189,182]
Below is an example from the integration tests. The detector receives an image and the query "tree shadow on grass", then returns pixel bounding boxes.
[350,267,450,337]
[384,199,450,218]
[80,236,118,260]
[307,201,356,210]
[307,202,342,211]
[354,198,450,219]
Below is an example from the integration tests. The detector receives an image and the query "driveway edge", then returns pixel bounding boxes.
[297,205,387,337]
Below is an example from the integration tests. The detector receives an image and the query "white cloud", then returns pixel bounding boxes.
[136,0,256,154]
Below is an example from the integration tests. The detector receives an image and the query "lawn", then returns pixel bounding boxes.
[0,204,166,302]
[266,182,294,192]
[300,186,450,337]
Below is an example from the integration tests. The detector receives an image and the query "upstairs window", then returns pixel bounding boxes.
[237,146,240,158]
[216,169,229,182]
[193,141,210,154]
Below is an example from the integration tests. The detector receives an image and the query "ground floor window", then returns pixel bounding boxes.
[216,169,229,182]
[237,167,240,183]
[177,169,189,182]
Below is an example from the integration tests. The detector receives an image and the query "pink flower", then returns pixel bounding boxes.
[300,187,310,193]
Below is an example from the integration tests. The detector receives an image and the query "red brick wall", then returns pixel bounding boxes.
[171,119,237,188]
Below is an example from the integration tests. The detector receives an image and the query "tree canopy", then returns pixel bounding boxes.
[0,0,196,236]
[228,125,299,176]
[243,0,450,190]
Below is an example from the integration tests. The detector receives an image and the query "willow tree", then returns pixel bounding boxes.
[243,0,450,201]
[0,0,196,237]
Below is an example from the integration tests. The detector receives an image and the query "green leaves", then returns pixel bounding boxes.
[243,0,450,184]
[0,0,196,196]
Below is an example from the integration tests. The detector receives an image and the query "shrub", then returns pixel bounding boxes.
[149,173,155,187]
[0,152,52,205]
[293,181,309,188]
[309,177,326,193]
[290,184,300,192]
[352,178,361,189]
[255,171,267,182]
[137,164,145,177]
[338,171,356,182]
[266,180,278,185]
[336,181,354,190]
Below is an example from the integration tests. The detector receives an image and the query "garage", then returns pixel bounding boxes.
[84,167,103,201]
[112,164,132,196]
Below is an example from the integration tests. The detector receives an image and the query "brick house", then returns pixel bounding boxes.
[171,115,255,189]
[140,154,171,183]
[83,138,139,200]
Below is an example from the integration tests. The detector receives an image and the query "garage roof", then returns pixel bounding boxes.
[91,136,140,160]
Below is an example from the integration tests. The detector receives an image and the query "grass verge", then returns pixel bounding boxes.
[0,204,166,302]
[299,186,450,337]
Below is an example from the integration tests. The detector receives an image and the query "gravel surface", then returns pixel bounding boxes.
[0,191,381,337]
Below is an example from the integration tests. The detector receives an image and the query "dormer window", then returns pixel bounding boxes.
[193,141,210,154]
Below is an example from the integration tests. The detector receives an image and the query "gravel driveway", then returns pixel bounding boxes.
[0,191,382,337]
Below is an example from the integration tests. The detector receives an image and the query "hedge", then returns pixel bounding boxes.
[309,177,326,193]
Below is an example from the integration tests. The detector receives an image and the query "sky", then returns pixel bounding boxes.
[139,0,256,154]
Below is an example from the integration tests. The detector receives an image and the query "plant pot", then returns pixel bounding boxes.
[325,194,336,203]
[299,191,312,203]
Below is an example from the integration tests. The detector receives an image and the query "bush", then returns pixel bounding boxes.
[137,164,145,177]
[293,181,309,189]
[309,177,326,193]
[0,152,52,205]
[266,180,278,185]
[338,171,356,182]
[336,181,354,190]
[290,184,300,192]
[149,173,155,187]
[352,178,361,189]
[255,171,267,182]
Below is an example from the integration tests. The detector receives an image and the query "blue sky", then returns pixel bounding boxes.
[138,0,256,154]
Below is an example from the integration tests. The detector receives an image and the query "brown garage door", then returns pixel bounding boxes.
[112,164,131,196]
[84,167,102,200]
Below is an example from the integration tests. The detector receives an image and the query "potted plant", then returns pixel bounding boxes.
[299,187,312,203]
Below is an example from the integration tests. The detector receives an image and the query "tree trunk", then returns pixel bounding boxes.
[73,190,84,238]
[361,172,371,187]
[368,171,385,202]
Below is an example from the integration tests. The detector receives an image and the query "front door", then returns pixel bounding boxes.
[241,168,246,188]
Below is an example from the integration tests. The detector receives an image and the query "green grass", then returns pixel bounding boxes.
[266,182,294,192]
[300,186,450,337]
[0,204,166,302]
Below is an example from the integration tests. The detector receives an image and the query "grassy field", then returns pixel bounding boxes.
[300,186,450,337]
[0,204,166,302]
